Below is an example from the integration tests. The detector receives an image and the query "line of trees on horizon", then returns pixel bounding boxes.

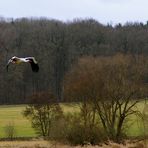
[0,17,148,104]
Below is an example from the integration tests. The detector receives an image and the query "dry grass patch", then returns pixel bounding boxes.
[100,141,147,148]
[0,140,49,148]
[0,140,147,148]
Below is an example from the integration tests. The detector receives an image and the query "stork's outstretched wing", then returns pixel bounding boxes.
[25,57,39,72]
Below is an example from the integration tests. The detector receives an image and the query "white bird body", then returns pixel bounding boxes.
[7,56,39,72]
[17,58,28,63]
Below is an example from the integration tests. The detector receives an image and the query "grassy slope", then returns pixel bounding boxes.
[0,101,147,138]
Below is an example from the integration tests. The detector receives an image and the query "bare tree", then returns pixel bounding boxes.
[64,54,148,142]
[23,90,63,137]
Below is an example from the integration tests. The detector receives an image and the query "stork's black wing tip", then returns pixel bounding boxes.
[33,68,39,72]
[31,63,39,72]
[6,65,9,72]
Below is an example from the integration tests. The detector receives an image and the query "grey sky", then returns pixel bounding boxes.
[0,0,148,25]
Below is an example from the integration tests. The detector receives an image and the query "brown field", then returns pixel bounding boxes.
[0,140,147,148]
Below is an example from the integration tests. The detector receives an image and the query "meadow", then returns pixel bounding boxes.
[0,104,80,138]
[0,101,147,138]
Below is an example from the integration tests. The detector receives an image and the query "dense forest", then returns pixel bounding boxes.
[0,17,148,104]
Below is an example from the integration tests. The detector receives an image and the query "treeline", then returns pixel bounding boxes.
[0,17,148,104]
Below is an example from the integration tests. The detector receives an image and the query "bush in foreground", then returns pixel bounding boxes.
[64,113,106,145]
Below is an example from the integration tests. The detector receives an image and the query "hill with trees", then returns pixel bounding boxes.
[0,17,148,104]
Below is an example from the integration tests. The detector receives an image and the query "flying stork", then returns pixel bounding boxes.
[7,56,39,72]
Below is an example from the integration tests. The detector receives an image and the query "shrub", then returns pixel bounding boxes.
[48,117,68,141]
[4,121,17,140]
[45,109,107,145]
[24,103,63,137]
[64,113,106,145]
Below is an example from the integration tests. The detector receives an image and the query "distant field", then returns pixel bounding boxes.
[0,101,147,138]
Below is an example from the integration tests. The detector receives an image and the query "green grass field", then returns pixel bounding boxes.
[0,104,80,138]
[125,101,147,137]
[0,101,147,138]
[0,105,36,137]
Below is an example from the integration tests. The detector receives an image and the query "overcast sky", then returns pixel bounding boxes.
[0,0,148,25]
